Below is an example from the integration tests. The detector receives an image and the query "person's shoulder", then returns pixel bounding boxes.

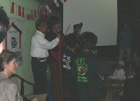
[7,82,18,90]
[0,78,16,88]
[33,31,44,39]
[66,33,76,37]
[65,33,74,38]
[92,54,103,61]
[32,31,40,37]
[119,68,125,71]
[6,79,15,86]
[5,79,18,92]
[76,52,97,58]
[114,68,118,72]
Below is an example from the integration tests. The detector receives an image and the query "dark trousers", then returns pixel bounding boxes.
[31,57,48,94]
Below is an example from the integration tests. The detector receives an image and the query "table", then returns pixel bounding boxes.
[104,78,125,101]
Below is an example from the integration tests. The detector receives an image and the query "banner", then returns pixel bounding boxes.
[3,18,24,66]
[54,0,60,7]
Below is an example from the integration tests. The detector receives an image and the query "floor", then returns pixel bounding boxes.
[99,87,122,101]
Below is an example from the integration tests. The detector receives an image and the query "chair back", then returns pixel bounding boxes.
[10,74,48,101]
[10,74,36,96]
[10,75,18,86]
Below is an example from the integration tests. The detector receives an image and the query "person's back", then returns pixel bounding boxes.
[123,67,140,101]
[72,32,114,101]
[73,51,113,101]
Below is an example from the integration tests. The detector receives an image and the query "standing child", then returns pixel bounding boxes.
[62,34,78,101]
[72,32,114,101]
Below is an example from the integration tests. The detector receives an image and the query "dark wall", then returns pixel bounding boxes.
[96,45,119,59]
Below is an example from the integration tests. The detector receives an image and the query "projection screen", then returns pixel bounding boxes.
[63,0,117,46]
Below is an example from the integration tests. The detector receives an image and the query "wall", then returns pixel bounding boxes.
[63,0,117,46]
[0,0,40,95]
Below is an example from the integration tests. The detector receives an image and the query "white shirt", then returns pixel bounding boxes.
[112,68,126,80]
[30,30,59,58]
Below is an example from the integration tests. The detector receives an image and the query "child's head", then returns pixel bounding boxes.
[117,61,125,69]
[0,7,9,54]
[73,23,83,33]
[79,32,97,51]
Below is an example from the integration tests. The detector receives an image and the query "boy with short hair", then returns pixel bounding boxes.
[72,32,114,101]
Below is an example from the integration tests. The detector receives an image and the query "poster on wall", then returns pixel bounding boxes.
[3,18,24,66]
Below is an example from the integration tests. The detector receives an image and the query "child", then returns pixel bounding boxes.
[72,32,114,101]
[112,61,126,80]
[62,33,78,100]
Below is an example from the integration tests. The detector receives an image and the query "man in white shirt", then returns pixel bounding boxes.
[30,18,61,94]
